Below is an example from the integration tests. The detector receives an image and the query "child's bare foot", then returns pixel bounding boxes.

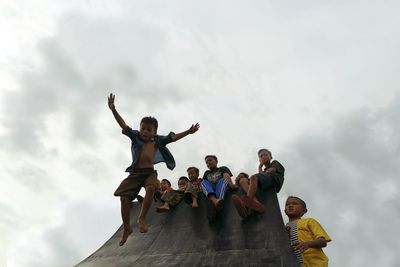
[137,219,148,233]
[242,196,266,213]
[119,228,133,246]
[156,205,170,213]
[231,195,248,219]
[215,199,224,212]
[191,197,198,208]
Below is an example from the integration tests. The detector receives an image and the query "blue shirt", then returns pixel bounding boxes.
[122,127,176,172]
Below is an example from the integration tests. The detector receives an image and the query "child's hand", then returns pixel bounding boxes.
[265,167,276,174]
[230,183,239,190]
[188,123,200,134]
[108,93,116,110]
[293,242,310,253]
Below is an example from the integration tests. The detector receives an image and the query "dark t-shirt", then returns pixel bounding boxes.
[264,160,285,192]
[202,166,232,184]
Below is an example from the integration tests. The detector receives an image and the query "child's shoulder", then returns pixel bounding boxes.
[298,217,326,231]
[299,217,319,224]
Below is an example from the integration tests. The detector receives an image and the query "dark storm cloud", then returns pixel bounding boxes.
[0,12,186,154]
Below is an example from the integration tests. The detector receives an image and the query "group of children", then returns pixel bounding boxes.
[108,93,332,267]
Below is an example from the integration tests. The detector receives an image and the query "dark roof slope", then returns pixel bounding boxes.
[76,188,299,267]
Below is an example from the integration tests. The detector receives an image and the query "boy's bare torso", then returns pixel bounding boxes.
[134,141,157,169]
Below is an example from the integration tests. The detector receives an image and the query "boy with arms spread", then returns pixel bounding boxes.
[108,93,199,246]
[201,155,237,220]
[285,196,331,267]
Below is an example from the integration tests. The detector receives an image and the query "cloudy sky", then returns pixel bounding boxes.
[1,1,400,266]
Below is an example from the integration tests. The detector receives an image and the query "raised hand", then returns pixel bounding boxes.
[108,93,116,110]
[188,123,200,134]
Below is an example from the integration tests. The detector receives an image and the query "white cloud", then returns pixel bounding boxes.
[2,1,400,267]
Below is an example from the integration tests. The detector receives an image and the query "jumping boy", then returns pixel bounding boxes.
[201,155,237,220]
[233,149,284,216]
[284,196,331,267]
[108,93,199,246]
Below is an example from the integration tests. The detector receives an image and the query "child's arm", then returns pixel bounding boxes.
[224,172,238,190]
[171,123,200,141]
[108,93,128,130]
[293,237,328,252]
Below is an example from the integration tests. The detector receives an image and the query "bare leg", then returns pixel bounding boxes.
[209,195,219,206]
[119,196,133,246]
[239,178,250,194]
[244,175,265,213]
[191,196,198,208]
[137,185,155,233]
[247,175,259,199]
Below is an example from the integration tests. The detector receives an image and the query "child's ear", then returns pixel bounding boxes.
[303,208,308,215]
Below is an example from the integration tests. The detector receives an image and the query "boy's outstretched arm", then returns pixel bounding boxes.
[171,123,200,141]
[108,93,128,130]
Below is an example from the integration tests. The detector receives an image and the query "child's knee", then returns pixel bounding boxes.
[120,196,131,204]
[250,175,258,182]
[145,185,156,194]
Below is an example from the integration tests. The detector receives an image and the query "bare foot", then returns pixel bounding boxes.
[137,219,148,233]
[242,196,266,213]
[119,228,133,246]
[156,205,170,213]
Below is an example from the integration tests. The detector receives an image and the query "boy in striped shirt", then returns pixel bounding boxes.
[284,196,332,267]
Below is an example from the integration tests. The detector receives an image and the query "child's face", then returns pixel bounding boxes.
[178,179,188,190]
[284,197,307,219]
[160,180,170,191]
[139,122,156,141]
[187,169,199,181]
[236,173,247,180]
[205,157,217,170]
[258,151,271,165]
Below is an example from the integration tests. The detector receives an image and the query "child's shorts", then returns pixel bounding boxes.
[114,168,158,200]
[185,182,200,197]
[256,172,276,190]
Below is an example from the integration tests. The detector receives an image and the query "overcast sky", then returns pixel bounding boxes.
[1,1,400,266]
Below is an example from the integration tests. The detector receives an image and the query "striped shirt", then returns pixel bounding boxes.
[286,221,304,267]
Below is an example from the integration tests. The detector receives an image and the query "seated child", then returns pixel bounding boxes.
[231,172,251,219]
[184,166,203,208]
[201,155,237,221]
[157,177,189,212]
[240,149,284,214]
[234,172,250,194]
[285,196,331,267]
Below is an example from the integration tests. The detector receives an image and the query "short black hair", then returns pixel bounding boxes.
[205,155,218,161]
[287,196,307,209]
[238,172,249,179]
[178,176,189,183]
[161,179,171,186]
[258,148,272,158]
[140,116,158,131]
[186,167,199,175]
